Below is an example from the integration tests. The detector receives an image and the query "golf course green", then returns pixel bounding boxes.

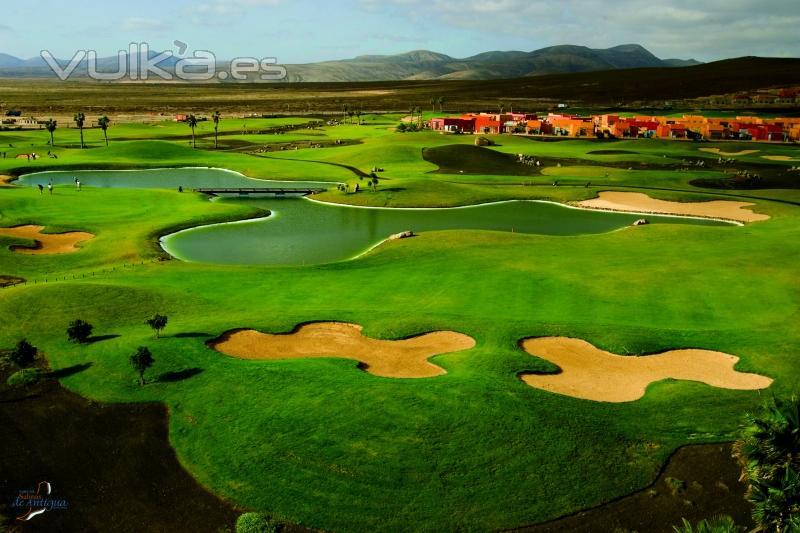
[0,114,796,532]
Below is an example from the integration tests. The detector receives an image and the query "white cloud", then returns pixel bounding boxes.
[121,17,168,33]
[360,0,800,60]
[195,0,282,16]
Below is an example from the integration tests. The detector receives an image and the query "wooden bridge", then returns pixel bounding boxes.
[193,187,325,196]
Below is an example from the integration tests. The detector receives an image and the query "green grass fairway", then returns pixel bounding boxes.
[1,117,798,532]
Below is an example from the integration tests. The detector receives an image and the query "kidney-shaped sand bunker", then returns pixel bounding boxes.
[0,225,94,254]
[519,337,772,402]
[210,322,476,378]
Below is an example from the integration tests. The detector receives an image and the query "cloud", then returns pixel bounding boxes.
[121,17,168,33]
[360,0,800,60]
[195,0,282,16]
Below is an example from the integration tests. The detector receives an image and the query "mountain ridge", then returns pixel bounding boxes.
[0,44,703,81]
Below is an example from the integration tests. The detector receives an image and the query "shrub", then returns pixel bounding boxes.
[235,513,277,533]
[9,339,37,367]
[67,319,93,344]
[7,368,42,387]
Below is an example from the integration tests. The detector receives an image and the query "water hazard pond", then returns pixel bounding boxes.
[20,168,730,266]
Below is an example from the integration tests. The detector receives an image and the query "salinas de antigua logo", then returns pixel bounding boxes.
[12,481,69,521]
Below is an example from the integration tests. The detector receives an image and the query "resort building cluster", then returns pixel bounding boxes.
[430,112,800,142]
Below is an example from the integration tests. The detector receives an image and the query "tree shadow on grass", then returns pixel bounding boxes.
[48,362,93,379]
[86,334,121,344]
[171,332,211,339]
[156,368,204,383]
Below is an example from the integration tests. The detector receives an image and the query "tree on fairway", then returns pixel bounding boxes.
[498,102,505,115]
[734,395,800,532]
[415,106,422,127]
[430,97,436,113]
[342,104,348,123]
[187,114,198,148]
[355,108,362,125]
[66,319,93,344]
[146,314,168,338]
[130,346,155,386]
[437,96,445,112]
[212,110,221,149]
[98,115,110,147]
[9,339,37,368]
[74,112,86,148]
[45,119,57,146]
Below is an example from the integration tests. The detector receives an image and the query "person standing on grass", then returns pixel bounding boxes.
[76,179,81,191]
[47,183,53,195]
[37,184,43,194]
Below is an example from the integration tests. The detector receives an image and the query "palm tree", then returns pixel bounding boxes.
[437,96,445,112]
[45,119,57,147]
[430,97,436,114]
[97,115,110,147]
[186,114,198,148]
[734,395,800,532]
[498,102,506,115]
[212,110,221,149]
[408,106,414,125]
[355,108,362,125]
[415,106,422,127]
[74,112,86,148]
[342,104,349,123]
[672,515,744,533]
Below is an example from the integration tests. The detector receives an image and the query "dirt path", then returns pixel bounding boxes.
[519,337,772,402]
[698,148,759,156]
[211,322,475,378]
[0,225,94,254]
[576,191,769,223]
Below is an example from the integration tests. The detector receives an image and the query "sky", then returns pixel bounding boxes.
[0,0,798,63]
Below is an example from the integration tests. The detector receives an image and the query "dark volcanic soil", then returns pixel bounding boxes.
[510,443,753,532]
[0,363,240,532]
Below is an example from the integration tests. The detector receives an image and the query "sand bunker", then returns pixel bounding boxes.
[0,225,94,254]
[576,191,769,223]
[519,337,772,402]
[698,148,759,156]
[210,322,476,378]
[0,175,13,187]
[761,155,800,162]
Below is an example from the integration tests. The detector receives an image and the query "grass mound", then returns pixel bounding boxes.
[423,144,542,176]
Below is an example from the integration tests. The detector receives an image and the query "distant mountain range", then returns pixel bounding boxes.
[279,44,701,82]
[0,44,700,82]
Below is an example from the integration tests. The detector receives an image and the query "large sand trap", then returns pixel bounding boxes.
[520,337,772,402]
[0,225,94,254]
[211,322,476,378]
[699,148,759,156]
[761,155,800,162]
[0,175,13,187]
[576,191,769,223]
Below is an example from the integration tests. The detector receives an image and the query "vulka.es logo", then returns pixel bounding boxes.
[40,41,287,81]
